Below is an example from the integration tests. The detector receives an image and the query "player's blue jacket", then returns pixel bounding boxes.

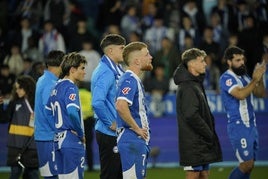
[91,55,124,136]
[34,70,58,141]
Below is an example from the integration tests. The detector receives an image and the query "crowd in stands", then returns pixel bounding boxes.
[0,0,268,100]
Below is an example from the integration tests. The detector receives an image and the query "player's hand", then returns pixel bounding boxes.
[132,127,148,140]
[262,53,268,65]
[252,61,266,82]
[109,121,117,131]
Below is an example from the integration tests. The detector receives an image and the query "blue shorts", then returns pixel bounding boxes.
[56,147,85,179]
[227,123,259,162]
[36,141,57,176]
[55,130,86,179]
[184,164,209,171]
[118,141,149,179]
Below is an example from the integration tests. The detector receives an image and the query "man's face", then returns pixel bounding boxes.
[109,45,125,63]
[190,56,207,75]
[139,47,153,71]
[73,63,86,82]
[229,54,247,76]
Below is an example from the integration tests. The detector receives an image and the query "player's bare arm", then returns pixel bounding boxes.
[116,99,148,140]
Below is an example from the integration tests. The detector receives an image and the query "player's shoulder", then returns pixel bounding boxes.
[220,70,235,81]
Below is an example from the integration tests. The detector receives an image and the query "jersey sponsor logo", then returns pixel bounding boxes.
[69,93,76,101]
[225,79,233,86]
[122,87,131,95]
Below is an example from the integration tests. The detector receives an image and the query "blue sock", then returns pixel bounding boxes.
[229,167,250,179]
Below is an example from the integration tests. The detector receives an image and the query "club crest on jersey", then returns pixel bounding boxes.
[225,79,232,86]
[69,93,76,101]
[122,87,131,95]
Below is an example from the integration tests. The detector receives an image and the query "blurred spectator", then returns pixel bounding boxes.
[20,57,33,76]
[181,0,206,35]
[203,54,220,93]
[14,0,43,31]
[38,20,66,57]
[209,12,229,51]
[178,15,200,51]
[0,75,39,179]
[28,61,45,81]
[202,0,217,22]
[23,36,43,62]
[144,12,175,55]
[3,44,24,76]
[219,33,239,72]
[198,26,221,68]
[44,0,69,34]
[254,0,268,33]
[144,64,169,117]
[127,31,142,43]
[101,24,122,38]
[0,28,7,64]
[238,14,262,76]
[180,34,195,52]
[153,37,180,79]
[141,2,158,31]
[68,17,95,52]
[11,17,39,53]
[120,5,141,40]
[65,0,86,40]
[163,1,180,33]
[236,0,251,32]
[210,0,238,34]
[0,64,16,98]
[96,0,122,32]
[78,39,100,86]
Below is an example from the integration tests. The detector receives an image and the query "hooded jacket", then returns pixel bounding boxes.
[173,64,222,166]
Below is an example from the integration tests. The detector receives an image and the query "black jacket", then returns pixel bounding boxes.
[173,64,222,166]
[0,99,38,167]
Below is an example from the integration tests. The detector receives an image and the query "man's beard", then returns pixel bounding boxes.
[231,64,247,76]
[142,63,153,71]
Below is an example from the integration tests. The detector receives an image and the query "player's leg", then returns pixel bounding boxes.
[228,125,258,179]
[57,147,85,179]
[83,117,94,171]
[118,142,149,179]
[9,166,23,179]
[184,165,209,179]
[22,167,39,179]
[96,131,122,179]
[36,141,58,178]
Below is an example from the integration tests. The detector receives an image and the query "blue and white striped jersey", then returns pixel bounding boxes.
[220,70,256,127]
[45,79,84,147]
[116,70,150,144]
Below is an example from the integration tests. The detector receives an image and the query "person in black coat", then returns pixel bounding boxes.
[173,48,222,179]
[0,75,39,179]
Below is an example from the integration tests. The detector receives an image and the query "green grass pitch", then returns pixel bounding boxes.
[0,166,267,179]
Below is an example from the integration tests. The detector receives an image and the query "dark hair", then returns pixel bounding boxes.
[61,52,87,77]
[223,46,244,61]
[45,50,65,67]
[100,34,126,51]
[13,75,36,108]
